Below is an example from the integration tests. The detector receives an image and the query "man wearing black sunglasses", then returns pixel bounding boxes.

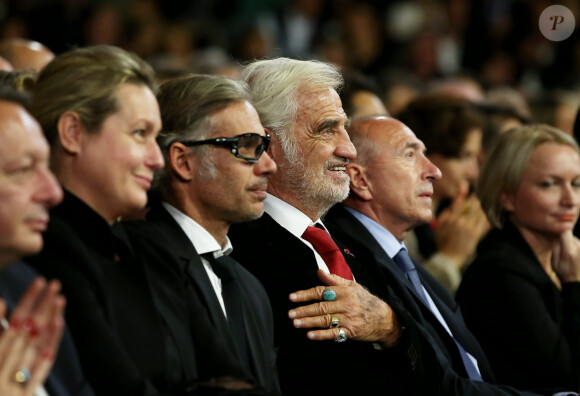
[123,74,280,395]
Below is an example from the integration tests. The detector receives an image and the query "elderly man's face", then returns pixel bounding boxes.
[280,88,356,213]
[0,101,62,264]
[361,119,442,236]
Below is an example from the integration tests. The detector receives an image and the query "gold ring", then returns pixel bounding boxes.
[330,314,340,328]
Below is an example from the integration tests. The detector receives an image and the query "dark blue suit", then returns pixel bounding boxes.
[324,204,564,396]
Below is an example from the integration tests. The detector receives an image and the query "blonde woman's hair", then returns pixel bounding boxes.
[30,45,157,147]
[477,123,579,228]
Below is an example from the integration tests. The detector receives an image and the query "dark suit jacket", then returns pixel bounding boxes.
[229,212,444,396]
[0,261,95,396]
[26,191,209,396]
[457,220,580,392]
[122,204,280,395]
[324,204,559,396]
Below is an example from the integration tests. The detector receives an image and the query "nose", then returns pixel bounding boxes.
[254,150,277,176]
[334,128,357,161]
[561,183,580,207]
[464,157,479,185]
[35,165,63,208]
[424,156,442,181]
[146,140,165,171]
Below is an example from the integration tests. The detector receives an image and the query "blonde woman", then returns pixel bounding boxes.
[457,124,580,392]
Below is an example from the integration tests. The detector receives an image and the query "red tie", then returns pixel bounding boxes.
[302,225,354,280]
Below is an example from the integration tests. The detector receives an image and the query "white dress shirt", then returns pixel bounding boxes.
[163,202,230,317]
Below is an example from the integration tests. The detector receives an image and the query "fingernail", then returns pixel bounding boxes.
[9,319,20,329]
[23,318,34,332]
[42,350,54,360]
[30,326,39,338]
[288,310,296,319]
[289,293,297,301]
[307,332,316,340]
[293,319,302,327]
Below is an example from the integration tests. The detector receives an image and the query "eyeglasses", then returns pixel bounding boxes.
[180,133,271,164]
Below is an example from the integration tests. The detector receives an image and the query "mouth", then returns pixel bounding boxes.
[26,217,49,232]
[249,182,268,200]
[327,165,347,172]
[135,175,153,190]
[557,214,577,222]
[325,161,350,181]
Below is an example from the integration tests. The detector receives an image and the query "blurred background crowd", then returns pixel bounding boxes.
[1,0,580,134]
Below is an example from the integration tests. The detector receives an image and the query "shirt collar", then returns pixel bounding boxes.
[344,206,405,258]
[162,202,233,257]
[264,193,324,236]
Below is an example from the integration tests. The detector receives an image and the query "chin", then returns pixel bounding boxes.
[127,193,149,211]
[19,237,44,256]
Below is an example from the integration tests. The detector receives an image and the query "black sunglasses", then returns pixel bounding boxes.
[180,133,271,164]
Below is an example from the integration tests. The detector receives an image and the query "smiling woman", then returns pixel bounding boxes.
[457,124,580,392]
[23,45,212,396]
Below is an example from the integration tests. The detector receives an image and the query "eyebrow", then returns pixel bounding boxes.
[315,119,341,134]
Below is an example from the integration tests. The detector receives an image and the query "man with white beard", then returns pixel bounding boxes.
[229,58,442,396]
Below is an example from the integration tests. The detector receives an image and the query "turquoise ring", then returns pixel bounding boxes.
[14,368,30,385]
[322,286,336,301]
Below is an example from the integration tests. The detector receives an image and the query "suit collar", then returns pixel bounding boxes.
[343,206,404,258]
[145,204,202,262]
[161,202,232,255]
[145,203,239,349]
[264,193,316,237]
[53,189,118,261]
[325,204,435,310]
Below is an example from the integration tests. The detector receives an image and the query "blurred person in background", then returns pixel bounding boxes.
[0,87,94,396]
[457,124,580,393]
[0,39,54,73]
[339,70,389,119]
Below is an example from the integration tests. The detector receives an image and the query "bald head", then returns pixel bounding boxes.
[0,56,13,71]
[345,116,441,240]
[348,116,410,165]
[0,39,54,72]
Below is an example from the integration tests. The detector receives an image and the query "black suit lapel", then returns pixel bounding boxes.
[254,213,322,288]
[144,206,241,361]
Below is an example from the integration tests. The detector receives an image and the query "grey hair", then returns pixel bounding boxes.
[242,57,343,158]
[477,123,579,229]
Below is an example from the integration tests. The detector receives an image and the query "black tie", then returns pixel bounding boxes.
[202,253,252,374]
[393,248,482,381]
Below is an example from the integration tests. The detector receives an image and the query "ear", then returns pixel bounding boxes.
[56,111,84,154]
[500,190,515,212]
[168,142,195,181]
[347,163,372,201]
[264,128,282,164]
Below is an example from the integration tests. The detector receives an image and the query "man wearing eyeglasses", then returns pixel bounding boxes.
[123,74,281,395]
